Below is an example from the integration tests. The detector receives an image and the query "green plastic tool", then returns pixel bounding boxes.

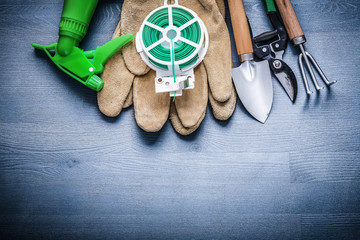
[265,0,277,13]
[32,0,134,91]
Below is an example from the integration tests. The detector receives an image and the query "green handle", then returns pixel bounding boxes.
[265,0,277,13]
[93,34,135,68]
[32,34,134,92]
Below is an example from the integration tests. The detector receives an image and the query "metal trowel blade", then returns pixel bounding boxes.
[232,60,273,123]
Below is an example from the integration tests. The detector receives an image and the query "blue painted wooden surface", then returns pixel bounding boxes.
[0,0,359,239]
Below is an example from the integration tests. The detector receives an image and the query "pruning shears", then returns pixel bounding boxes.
[252,0,298,102]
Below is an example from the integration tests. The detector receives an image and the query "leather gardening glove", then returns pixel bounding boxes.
[98,0,236,135]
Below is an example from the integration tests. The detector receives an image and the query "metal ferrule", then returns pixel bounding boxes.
[292,35,306,46]
[240,53,254,62]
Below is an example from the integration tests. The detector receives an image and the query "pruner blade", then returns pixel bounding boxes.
[269,58,298,102]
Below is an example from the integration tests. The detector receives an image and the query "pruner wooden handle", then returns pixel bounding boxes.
[275,0,304,41]
[228,0,253,57]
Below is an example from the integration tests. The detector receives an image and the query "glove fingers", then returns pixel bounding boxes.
[174,64,208,128]
[170,102,206,136]
[97,51,135,117]
[196,0,225,18]
[209,84,237,121]
[181,0,233,103]
[133,70,170,132]
[123,87,133,109]
[203,25,233,103]
[121,0,164,76]
[112,18,122,39]
[216,0,226,18]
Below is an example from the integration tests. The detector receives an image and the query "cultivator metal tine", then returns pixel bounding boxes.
[305,52,337,86]
[298,54,313,95]
[298,44,336,94]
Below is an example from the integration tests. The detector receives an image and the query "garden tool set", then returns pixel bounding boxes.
[32,0,335,132]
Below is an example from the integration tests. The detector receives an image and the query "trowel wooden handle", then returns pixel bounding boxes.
[275,0,304,40]
[228,0,253,56]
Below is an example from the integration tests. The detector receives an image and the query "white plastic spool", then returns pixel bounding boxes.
[136,0,209,97]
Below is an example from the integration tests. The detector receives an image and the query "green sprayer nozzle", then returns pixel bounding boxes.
[32,0,134,91]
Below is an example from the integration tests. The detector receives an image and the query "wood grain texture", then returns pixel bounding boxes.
[0,0,360,239]
[275,0,304,40]
[228,0,254,56]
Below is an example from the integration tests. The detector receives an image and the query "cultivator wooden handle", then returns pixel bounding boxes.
[228,0,253,57]
[274,0,304,41]
[275,0,336,94]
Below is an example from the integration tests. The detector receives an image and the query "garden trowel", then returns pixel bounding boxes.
[228,0,273,123]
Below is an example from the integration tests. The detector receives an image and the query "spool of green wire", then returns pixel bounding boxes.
[136,2,208,97]
[141,6,202,70]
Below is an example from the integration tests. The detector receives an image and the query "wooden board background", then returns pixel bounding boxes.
[0,0,359,239]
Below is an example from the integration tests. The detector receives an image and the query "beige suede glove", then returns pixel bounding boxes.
[98,0,236,135]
